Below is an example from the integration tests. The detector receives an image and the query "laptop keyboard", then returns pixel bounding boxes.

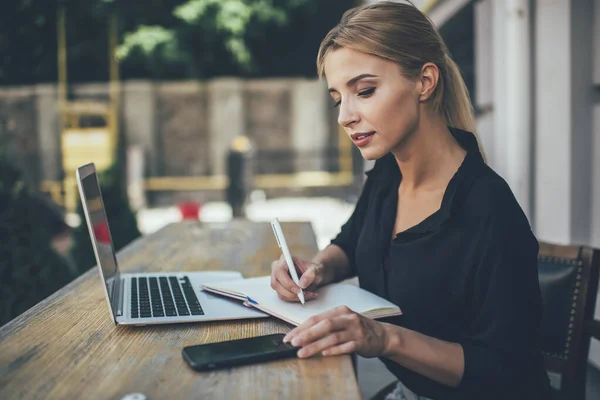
[130,276,204,318]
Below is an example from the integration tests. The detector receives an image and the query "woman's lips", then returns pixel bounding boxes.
[351,131,375,147]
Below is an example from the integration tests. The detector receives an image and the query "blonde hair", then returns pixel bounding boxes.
[317,1,486,161]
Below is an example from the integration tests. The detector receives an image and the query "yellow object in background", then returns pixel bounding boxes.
[231,136,252,153]
[61,128,113,173]
[61,127,114,211]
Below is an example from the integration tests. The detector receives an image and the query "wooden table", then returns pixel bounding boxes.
[0,221,361,400]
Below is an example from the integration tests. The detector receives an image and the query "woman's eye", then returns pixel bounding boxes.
[358,88,375,97]
[332,88,374,108]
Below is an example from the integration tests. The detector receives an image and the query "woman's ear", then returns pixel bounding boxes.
[418,62,440,102]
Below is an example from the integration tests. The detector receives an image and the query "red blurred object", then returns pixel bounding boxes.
[178,201,202,220]
[92,221,110,244]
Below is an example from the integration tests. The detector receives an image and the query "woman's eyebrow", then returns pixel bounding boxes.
[328,73,379,93]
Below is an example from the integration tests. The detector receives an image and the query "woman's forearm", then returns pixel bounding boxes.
[312,244,354,286]
[382,323,465,387]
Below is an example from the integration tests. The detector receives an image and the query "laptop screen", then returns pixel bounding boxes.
[79,171,120,305]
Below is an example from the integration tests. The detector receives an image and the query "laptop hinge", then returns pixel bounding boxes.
[116,277,125,316]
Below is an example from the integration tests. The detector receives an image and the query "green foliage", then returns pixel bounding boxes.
[0,0,355,84]
[117,25,188,77]
[118,25,180,60]
[172,0,288,67]
[70,162,141,273]
[118,0,292,74]
[0,160,73,326]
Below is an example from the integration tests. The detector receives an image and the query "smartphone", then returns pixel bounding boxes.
[181,333,298,372]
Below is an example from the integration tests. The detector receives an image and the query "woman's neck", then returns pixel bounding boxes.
[391,117,466,192]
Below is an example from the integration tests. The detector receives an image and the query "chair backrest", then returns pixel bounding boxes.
[538,242,600,400]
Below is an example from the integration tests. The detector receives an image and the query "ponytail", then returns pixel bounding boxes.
[441,56,487,162]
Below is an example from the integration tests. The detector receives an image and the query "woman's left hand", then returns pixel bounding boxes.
[283,306,391,359]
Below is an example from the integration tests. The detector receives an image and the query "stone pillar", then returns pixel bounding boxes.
[592,100,600,368]
[594,106,600,246]
[291,79,329,172]
[35,84,61,181]
[122,81,158,176]
[490,0,533,220]
[594,0,600,85]
[592,0,600,246]
[208,78,245,176]
[474,0,495,164]
[534,0,594,244]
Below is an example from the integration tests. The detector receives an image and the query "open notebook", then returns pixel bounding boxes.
[202,276,402,326]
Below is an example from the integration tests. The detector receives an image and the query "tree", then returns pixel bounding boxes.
[0,0,355,84]
[116,0,354,79]
[0,0,119,85]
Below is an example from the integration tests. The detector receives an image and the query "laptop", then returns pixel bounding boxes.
[76,163,267,326]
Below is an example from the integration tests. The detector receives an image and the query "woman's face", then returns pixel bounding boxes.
[324,47,421,160]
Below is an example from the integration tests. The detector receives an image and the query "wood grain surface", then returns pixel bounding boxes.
[0,221,361,400]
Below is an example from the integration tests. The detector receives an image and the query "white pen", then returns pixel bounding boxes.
[270,218,305,304]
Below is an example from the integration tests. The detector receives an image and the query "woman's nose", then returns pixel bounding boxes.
[337,101,359,127]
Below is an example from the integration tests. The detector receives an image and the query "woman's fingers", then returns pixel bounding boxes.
[283,309,379,359]
[271,256,302,300]
[285,306,353,341]
[271,273,299,301]
[288,308,355,343]
[271,255,321,302]
[298,333,348,358]
[289,256,317,290]
[271,270,318,302]
[291,317,342,345]
[298,264,318,289]
[293,314,361,358]
[321,341,358,357]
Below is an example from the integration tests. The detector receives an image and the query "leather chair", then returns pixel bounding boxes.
[538,242,600,400]
[371,242,600,400]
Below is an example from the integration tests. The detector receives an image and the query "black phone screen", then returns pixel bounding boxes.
[182,333,298,371]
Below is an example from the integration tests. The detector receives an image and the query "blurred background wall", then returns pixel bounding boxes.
[0,77,340,205]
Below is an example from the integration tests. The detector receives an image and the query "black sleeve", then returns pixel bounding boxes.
[455,198,547,398]
[329,174,375,277]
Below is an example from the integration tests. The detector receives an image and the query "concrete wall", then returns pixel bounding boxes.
[156,81,211,177]
[291,79,331,173]
[122,81,158,176]
[244,79,293,173]
[0,77,339,191]
[475,0,533,220]
[0,86,40,187]
[591,0,600,247]
[594,0,600,85]
[474,0,495,164]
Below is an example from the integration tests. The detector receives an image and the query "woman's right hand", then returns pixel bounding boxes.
[270,255,324,302]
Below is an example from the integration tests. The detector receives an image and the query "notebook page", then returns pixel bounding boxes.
[204,276,401,325]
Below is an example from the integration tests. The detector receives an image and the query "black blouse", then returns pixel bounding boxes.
[331,128,552,399]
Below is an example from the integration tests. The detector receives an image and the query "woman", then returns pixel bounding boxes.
[270,2,552,399]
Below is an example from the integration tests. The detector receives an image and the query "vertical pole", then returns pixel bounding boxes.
[108,12,120,155]
[57,4,67,208]
[57,6,67,109]
[503,0,532,219]
[534,0,594,244]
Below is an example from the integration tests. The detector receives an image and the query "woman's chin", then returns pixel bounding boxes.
[359,146,386,161]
